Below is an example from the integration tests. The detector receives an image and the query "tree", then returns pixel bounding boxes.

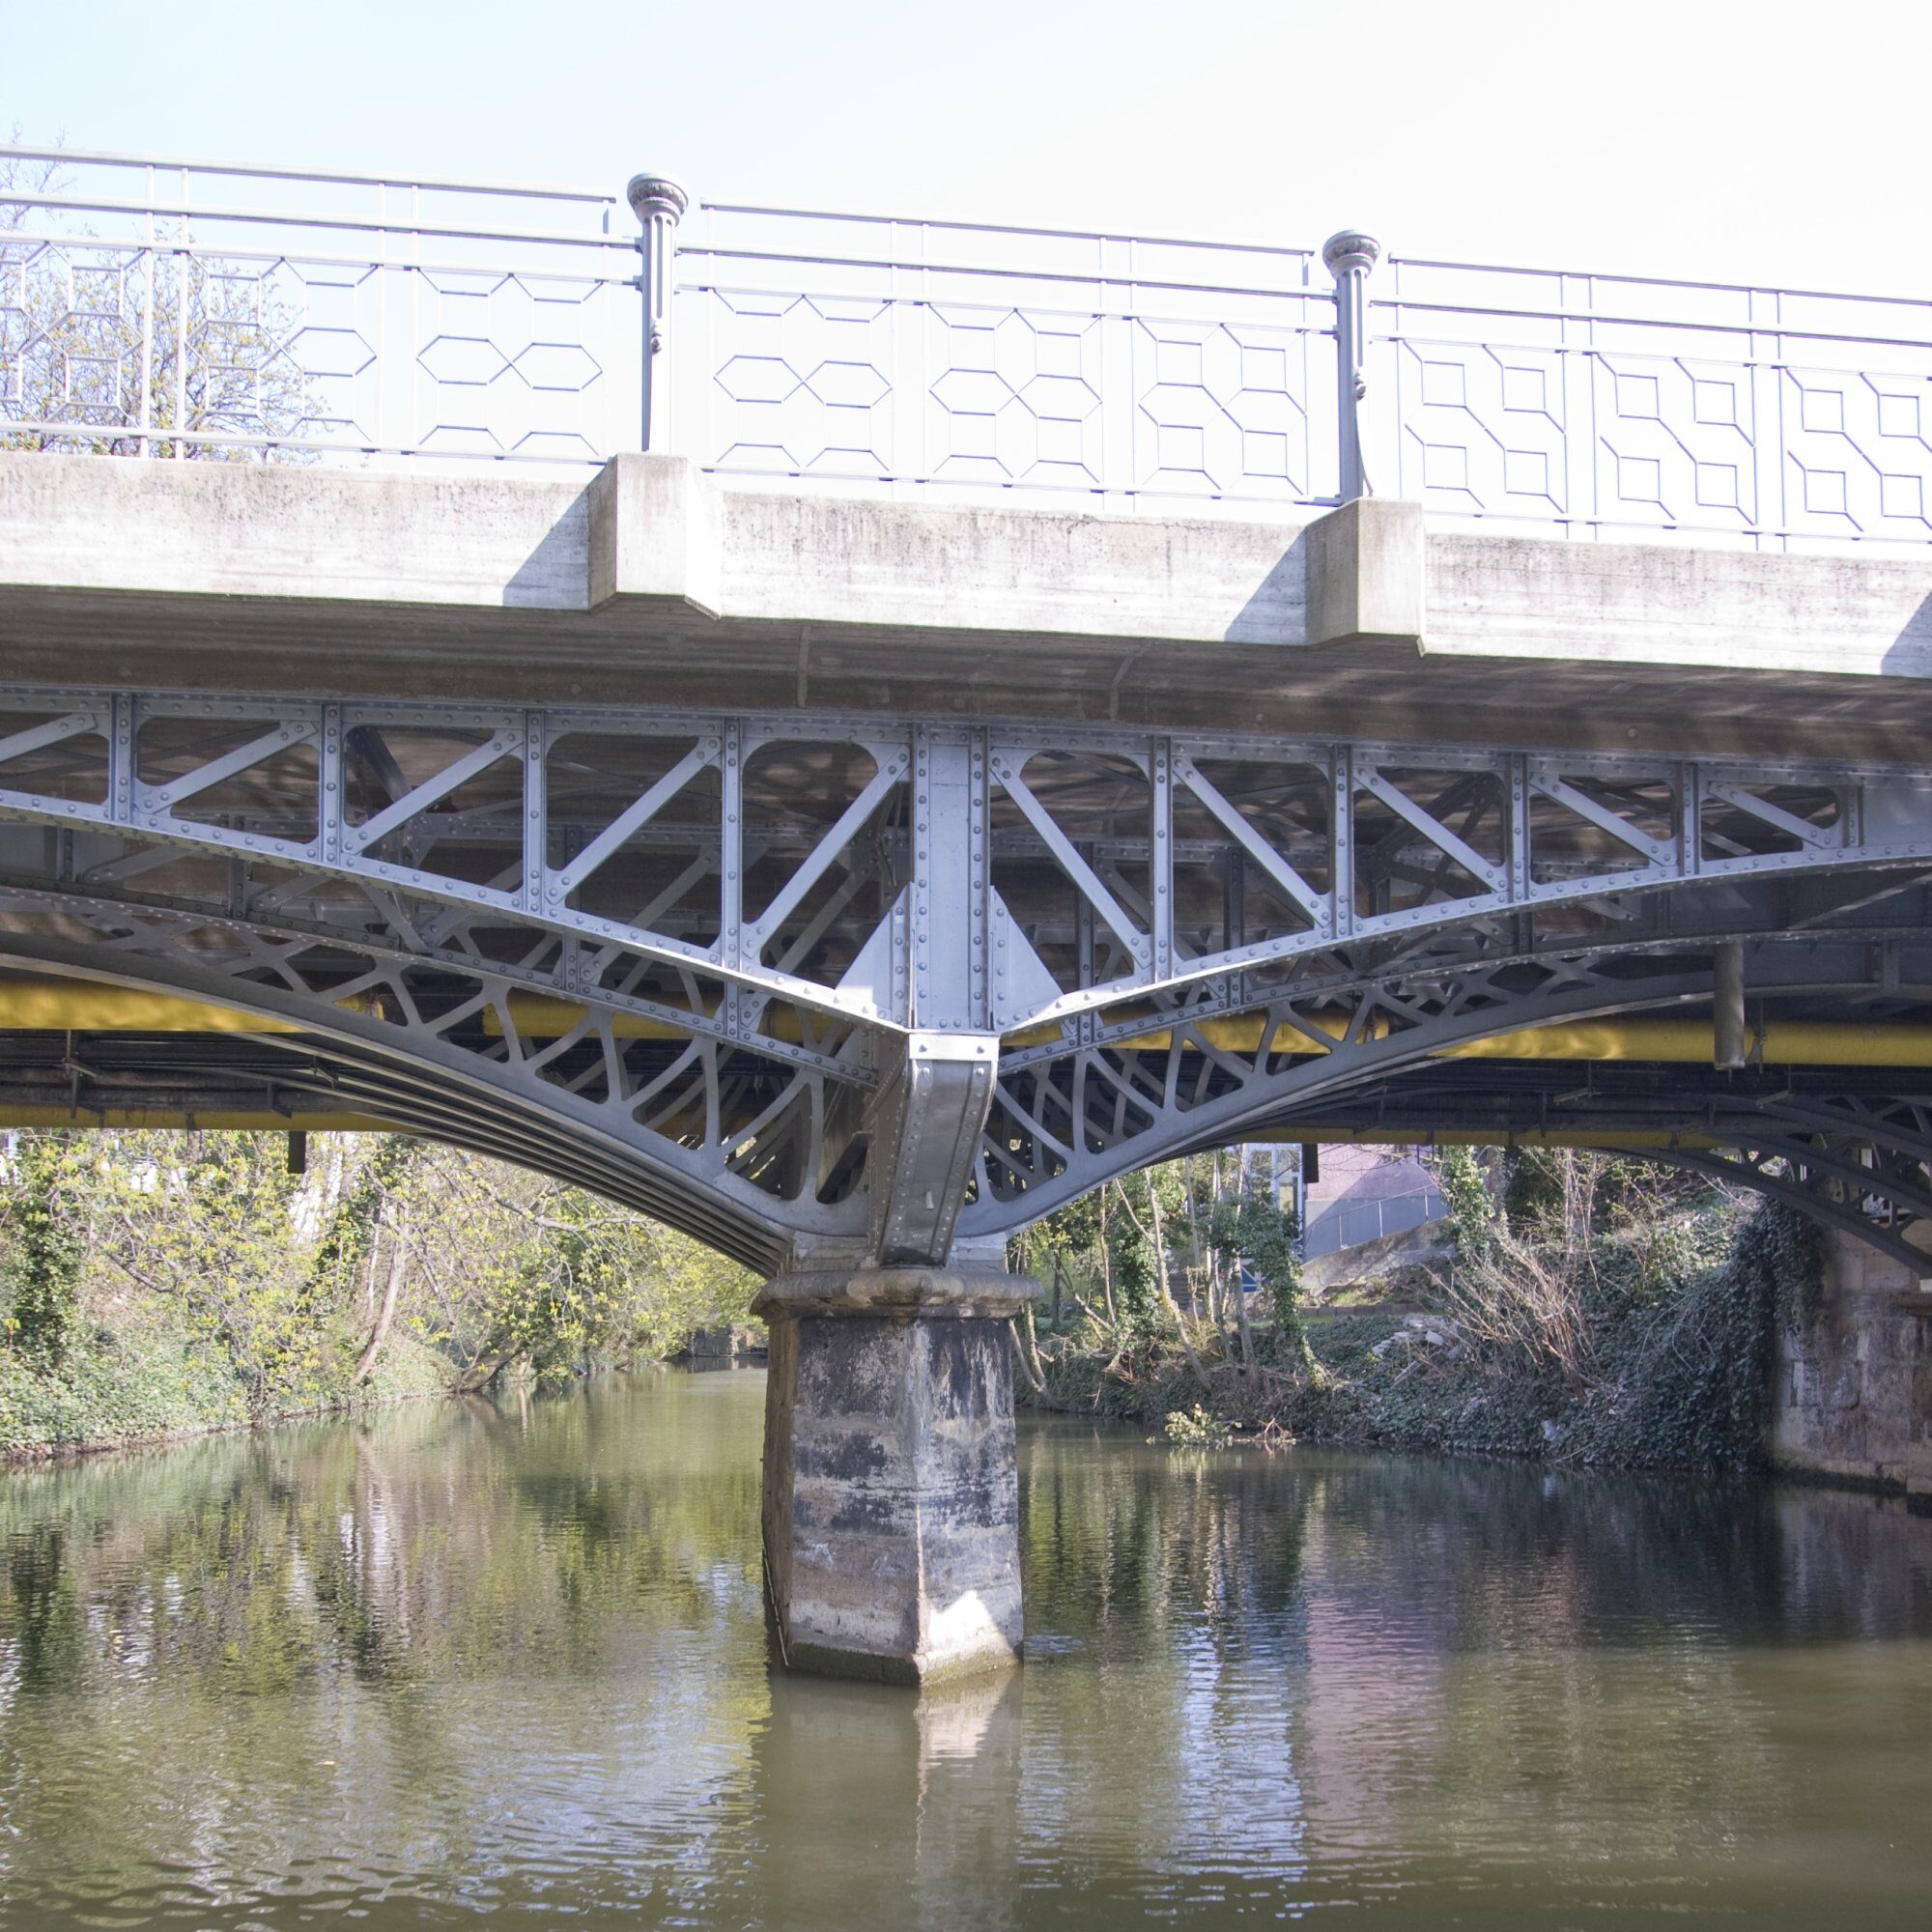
[1204,1185,1307,1368]
[2,1132,87,1364]
[1,1126,763,1450]
[4,138,317,458]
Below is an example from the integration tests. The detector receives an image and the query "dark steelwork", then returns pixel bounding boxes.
[1,678,1931,1265]
[1242,1055,1932,1277]
[1714,938,1747,1068]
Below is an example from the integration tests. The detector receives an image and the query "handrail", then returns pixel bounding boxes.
[677,250,1332,305]
[0,140,613,203]
[1390,250,1932,312]
[1372,300,1932,354]
[0,227,634,284]
[1,188,629,253]
[696,198,1319,260]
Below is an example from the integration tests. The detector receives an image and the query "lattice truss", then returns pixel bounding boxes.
[1156,931,1932,1275]
[1,684,1931,1269]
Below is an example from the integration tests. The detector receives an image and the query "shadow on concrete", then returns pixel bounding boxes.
[504,480,594,609]
[1880,588,1932,678]
[1224,525,1310,645]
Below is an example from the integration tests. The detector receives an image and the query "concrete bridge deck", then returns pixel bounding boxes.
[6,452,1930,762]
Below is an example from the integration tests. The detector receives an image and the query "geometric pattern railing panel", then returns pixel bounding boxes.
[1,147,638,467]
[1376,257,1932,551]
[670,201,1329,508]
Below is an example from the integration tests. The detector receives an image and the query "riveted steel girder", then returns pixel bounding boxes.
[4,680,1932,1264]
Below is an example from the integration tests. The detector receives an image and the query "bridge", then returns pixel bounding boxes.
[6,144,1932,1679]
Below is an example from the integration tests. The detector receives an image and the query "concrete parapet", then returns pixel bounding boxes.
[587,453,721,617]
[753,1265,1038,1684]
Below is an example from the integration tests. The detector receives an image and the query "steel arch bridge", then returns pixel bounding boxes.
[18,137,1932,1684]
[4,682,1932,1272]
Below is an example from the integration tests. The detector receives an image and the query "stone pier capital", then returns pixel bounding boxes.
[754,1264,1038,1322]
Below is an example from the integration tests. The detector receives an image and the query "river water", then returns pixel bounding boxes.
[3,1373,1931,1928]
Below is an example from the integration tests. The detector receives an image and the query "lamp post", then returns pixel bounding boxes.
[1322,229,1380,503]
[627,171,689,453]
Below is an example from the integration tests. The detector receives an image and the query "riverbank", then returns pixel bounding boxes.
[1019,1181,1821,1473]
[0,1128,757,1463]
[0,1307,455,1464]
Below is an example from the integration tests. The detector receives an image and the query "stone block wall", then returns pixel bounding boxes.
[1773,1226,1932,1495]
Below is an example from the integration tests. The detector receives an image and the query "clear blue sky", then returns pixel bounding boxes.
[5,0,1928,294]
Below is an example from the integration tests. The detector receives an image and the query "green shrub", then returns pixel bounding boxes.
[1164,1404,1233,1449]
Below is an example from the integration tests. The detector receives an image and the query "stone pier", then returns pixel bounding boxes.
[1775,1226,1932,1499]
[753,1265,1037,1684]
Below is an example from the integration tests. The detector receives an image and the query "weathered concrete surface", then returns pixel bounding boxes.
[754,1265,1037,1684]
[586,454,720,617]
[1427,530,1932,679]
[1303,496,1424,652]
[8,452,1932,760]
[0,450,594,609]
[1300,1220,1451,1294]
[1774,1227,1932,1494]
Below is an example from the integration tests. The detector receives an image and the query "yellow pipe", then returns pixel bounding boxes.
[0,977,731,1045]
[0,1107,390,1131]
[1005,1011,1380,1053]
[1009,1012,1932,1068]
[482,992,727,1041]
[1438,1018,1932,1066]
[0,975,302,1035]
[1242,1127,1724,1151]
[4,973,1930,1071]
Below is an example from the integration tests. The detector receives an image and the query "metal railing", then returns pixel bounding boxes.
[666,201,1332,508]
[8,142,1932,549]
[0,145,639,465]
[1370,256,1932,550]
[1301,1187,1448,1262]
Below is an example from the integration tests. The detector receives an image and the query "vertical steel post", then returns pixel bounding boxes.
[1714,940,1747,1069]
[626,172,689,453]
[1321,229,1380,502]
[172,166,190,460]
[137,164,156,453]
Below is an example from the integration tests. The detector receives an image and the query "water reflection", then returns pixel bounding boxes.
[3,1376,1931,1926]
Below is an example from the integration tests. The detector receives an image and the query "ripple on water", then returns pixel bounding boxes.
[3,1381,1932,1927]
